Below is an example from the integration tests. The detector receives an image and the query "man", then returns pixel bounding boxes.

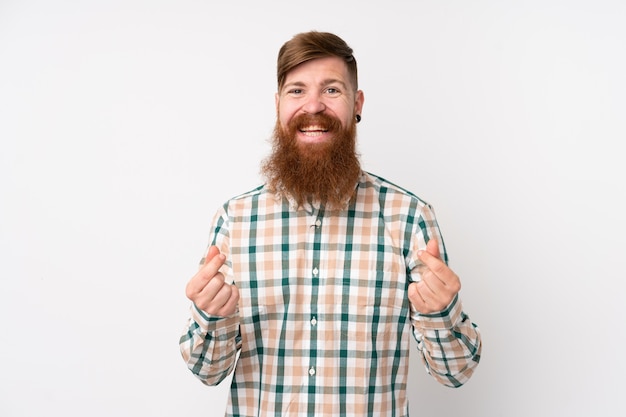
[180,31,482,416]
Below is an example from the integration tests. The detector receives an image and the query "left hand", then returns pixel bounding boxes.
[408,239,461,314]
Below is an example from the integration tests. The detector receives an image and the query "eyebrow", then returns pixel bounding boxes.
[282,78,349,91]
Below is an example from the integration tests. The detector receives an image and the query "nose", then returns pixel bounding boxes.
[302,93,326,114]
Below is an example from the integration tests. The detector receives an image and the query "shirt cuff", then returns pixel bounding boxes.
[190,303,239,334]
[411,294,464,331]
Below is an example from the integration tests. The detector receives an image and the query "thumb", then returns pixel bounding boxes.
[203,245,221,265]
[426,238,440,259]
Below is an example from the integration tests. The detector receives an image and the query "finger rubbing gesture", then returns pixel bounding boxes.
[408,239,461,314]
[185,245,240,317]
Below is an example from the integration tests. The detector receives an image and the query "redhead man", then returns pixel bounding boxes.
[180,31,481,417]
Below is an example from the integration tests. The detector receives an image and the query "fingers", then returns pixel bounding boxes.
[204,245,221,265]
[195,270,228,305]
[410,238,461,314]
[408,282,427,312]
[196,277,240,316]
[186,246,226,297]
[408,281,451,314]
[185,246,239,316]
[417,240,461,293]
[425,238,440,258]
[418,239,446,277]
[218,284,240,316]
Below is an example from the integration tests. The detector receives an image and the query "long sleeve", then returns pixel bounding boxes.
[179,303,241,386]
[179,204,241,385]
[405,202,482,387]
[411,295,482,387]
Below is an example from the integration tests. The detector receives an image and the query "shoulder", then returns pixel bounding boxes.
[360,171,433,210]
[218,183,277,214]
[227,184,266,202]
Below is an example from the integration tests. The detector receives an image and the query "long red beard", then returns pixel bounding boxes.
[260,112,362,211]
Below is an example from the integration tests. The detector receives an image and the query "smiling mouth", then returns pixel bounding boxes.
[299,125,328,136]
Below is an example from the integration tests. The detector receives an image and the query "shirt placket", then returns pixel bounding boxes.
[306,209,323,412]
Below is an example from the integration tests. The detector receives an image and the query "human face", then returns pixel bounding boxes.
[275,56,364,145]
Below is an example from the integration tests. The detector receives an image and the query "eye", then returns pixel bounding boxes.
[325,87,340,95]
[288,88,303,95]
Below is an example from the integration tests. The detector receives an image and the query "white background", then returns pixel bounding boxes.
[1,1,625,416]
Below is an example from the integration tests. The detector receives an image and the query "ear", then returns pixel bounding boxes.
[275,92,280,115]
[354,90,364,116]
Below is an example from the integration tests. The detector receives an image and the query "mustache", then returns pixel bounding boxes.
[289,112,343,133]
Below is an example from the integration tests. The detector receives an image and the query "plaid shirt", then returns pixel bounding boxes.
[180,171,481,417]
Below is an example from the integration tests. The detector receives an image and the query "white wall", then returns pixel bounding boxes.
[1,1,624,416]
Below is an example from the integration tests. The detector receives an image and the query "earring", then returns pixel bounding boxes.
[355,114,362,123]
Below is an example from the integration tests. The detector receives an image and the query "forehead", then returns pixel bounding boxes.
[283,56,351,86]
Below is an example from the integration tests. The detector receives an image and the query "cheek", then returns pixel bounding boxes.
[330,102,355,126]
[277,105,296,127]
[336,111,354,129]
[279,112,291,128]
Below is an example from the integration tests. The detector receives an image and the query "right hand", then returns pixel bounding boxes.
[185,245,240,317]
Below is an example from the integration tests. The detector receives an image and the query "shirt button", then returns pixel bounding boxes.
[310,317,317,326]
[312,267,318,276]
[309,367,316,376]
[315,219,321,227]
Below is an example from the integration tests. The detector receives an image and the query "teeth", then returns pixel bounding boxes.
[300,125,327,133]
[302,130,324,136]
